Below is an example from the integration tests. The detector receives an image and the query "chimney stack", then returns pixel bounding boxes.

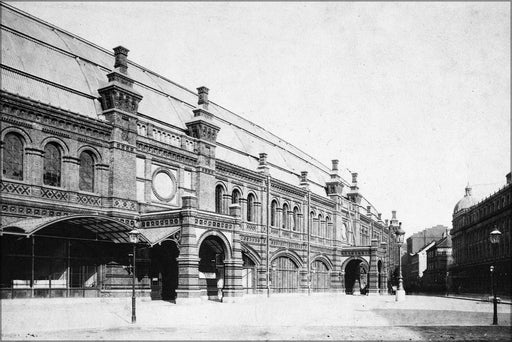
[351,172,358,184]
[392,210,397,220]
[197,86,209,109]
[300,171,309,187]
[332,159,339,172]
[113,46,129,74]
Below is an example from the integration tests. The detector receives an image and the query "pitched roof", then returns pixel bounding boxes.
[0,2,380,210]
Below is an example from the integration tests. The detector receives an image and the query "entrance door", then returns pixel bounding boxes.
[199,236,227,301]
[149,240,179,301]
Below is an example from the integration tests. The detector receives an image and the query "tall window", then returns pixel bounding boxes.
[292,207,299,231]
[282,203,289,229]
[318,214,323,237]
[215,185,224,214]
[325,216,331,239]
[232,189,241,204]
[270,200,278,227]
[247,193,255,222]
[79,151,95,192]
[2,133,23,180]
[309,211,314,235]
[43,143,61,187]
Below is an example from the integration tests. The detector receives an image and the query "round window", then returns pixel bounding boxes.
[152,169,176,202]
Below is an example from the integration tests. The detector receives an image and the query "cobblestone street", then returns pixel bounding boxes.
[2,294,511,340]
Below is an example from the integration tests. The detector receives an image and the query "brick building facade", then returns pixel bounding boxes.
[0,3,397,301]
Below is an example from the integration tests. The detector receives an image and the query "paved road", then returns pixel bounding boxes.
[2,294,511,340]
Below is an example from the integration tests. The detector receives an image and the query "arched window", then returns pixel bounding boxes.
[271,200,278,227]
[318,214,323,237]
[325,216,331,239]
[309,211,314,235]
[215,185,224,214]
[232,189,241,204]
[2,133,24,180]
[292,206,299,231]
[43,143,61,187]
[282,203,289,229]
[79,151,95,192]
[247,193,255,222]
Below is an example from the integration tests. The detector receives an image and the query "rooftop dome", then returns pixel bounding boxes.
[453,184,478,214]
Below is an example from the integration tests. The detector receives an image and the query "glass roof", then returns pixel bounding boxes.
[0,215,149,244]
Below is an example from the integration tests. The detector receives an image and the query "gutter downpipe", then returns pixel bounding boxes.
[307,190,311,296]
[266,175,270,298]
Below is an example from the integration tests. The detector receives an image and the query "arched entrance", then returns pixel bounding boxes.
[242,253,257,294]
[311,259,331,292]
[198,235,229,301]
[149,240,179,301]
[271,256,299,293]
[343,258,369,295]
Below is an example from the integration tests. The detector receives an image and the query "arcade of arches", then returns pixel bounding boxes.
[1,216,389,300]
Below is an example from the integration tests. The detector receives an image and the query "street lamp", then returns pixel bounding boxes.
[489,226,502,325]
[395,222,406,301]
[128,228,140,324]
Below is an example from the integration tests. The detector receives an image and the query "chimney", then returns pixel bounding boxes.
[378,213,382,221]
[392,210,397,220]
[351,172,358,184]
[332,159,339,172]
[257,152,269,174]
[367,205,371,216]
[113,46,129,74]
[300,171,309,187]
[197,86,209,109]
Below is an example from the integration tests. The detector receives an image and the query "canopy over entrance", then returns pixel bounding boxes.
[0,215,150,244]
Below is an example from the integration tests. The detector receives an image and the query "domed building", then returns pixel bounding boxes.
[450,178,511,296]
[453,184,478,215]
[0,3,398,301]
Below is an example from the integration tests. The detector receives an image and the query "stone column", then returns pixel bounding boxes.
[300,268,309,294]
[176,195,201,303]
[223,204,244,302]
[380,242,389,295]
[368,239,380,295]
[25,147,44,186]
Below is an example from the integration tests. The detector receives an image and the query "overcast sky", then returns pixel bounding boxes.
[9,1,510,237]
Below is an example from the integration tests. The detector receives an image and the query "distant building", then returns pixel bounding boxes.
[450,176,511,296]
[422,233,453,293]
[403,240,435,293]
[407,225,448,255]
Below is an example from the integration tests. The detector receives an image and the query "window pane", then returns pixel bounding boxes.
[79,151,94,192]
[2,134,23,180]
[43,144,61,186]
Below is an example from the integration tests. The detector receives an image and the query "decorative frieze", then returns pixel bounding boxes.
[216,160,264,185]
[141,217,181,228]
[1,91,111,140]
[77,193,102,207]
[136,142,196,166]
[194,217,233,230]
[0,181,31,196]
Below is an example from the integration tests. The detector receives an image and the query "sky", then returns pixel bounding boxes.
[7,1,510,237]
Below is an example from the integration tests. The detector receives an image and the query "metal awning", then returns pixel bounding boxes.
[139,226,180,247]
[0,215,150,244]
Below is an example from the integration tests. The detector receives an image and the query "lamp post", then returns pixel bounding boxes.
[489,227,502,325]
[128,228,140,324]
[395,222,406,301]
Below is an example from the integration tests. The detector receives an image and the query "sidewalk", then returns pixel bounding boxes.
[409,292,512,305]
[2,294,511,340]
